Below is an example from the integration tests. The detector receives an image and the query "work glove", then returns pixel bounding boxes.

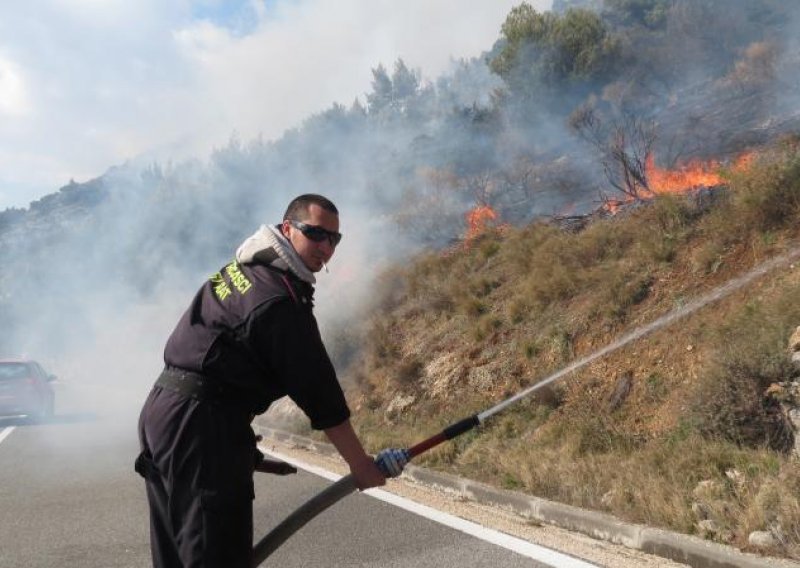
[374,448,410,478]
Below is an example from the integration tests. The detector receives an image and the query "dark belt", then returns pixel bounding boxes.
[155,367,227,401]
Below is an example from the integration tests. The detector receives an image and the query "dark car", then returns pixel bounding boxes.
[0,359,56,420]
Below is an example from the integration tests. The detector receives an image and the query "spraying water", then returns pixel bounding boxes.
[478,245,800,422]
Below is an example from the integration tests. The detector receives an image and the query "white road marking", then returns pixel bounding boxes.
[260,447,599,568]
[0,426,15,446]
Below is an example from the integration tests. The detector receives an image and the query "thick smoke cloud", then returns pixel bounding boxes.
[0,52,509,425]
[2,0,799,432]
[0,0,540,209]
[0,1,556,430]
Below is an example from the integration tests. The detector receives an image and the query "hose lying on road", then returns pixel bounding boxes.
[252,475,358,565]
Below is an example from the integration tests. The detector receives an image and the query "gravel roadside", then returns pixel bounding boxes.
[258,437,689,568]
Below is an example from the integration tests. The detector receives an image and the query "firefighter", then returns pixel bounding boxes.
[135,194,406,567]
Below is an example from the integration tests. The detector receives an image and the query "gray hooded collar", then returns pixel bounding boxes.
[235,224,316,284]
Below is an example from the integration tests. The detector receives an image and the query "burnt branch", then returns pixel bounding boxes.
[571,105,657,201]
[461,171,495,207]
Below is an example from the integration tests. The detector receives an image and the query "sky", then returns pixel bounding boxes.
[0,0,551,210]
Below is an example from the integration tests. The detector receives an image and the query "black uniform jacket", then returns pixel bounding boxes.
[163,259,350,430]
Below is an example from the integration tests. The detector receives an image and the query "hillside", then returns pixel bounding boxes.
[338,138,800,558]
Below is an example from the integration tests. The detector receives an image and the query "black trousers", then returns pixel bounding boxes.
[136,386,256,568]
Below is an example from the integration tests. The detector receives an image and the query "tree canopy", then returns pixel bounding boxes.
[490,4,620,108]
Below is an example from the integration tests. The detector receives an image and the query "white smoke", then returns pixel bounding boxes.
[0,0,551,209]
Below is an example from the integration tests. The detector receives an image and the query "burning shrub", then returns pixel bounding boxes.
[570,104,656,202]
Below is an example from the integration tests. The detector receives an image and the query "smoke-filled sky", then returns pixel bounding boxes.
[0,0,552,210]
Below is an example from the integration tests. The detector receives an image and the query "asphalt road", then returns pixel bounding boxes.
[0,389,589,567]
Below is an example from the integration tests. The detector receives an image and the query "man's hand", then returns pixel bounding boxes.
[255,457,298,476]
[323,419,387,490]
[375,448,410,478]
[349,456,386,490]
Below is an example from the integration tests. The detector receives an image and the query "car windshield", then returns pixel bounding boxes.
[0,363,31,381]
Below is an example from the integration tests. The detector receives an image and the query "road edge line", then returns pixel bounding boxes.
[0,426,15,446]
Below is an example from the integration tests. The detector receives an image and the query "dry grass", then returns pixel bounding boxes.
[340,140,800,558]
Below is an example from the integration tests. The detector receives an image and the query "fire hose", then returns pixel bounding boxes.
[252,244,800,567]
[252,417,478,565]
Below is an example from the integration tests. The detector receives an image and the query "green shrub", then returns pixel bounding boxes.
[690,240,727,275]
[522,340,542,359]
[479,239,501,259]
[643,372,668,403]
[689,295,800,450]
[573,219,635,264]
[472,315,503,341]
[726,149,800,233]
[548,328,574,363]
[369,320,399,362]
[461,296,486,317]
[589,264,653,322]
[523,258,580,306]
[650,194,696,231]
[507,295,532,323]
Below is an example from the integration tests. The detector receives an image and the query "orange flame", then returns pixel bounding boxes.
[465,205,498,242]
[602,199,627,215]
[601,150,756,214]
[647,156,723,194]
[733,151,757,171]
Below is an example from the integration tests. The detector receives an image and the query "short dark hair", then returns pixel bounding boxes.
[283,194,339,221]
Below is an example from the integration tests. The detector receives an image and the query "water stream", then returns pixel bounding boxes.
[478,245,800,422]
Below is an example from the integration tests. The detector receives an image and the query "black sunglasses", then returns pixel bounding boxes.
[288,220,342,246]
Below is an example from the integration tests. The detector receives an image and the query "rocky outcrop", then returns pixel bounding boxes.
[764,326,800,459]
[790,326,800,368]
[749,530,779,549]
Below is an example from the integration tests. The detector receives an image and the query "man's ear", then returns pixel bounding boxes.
[280,220,292,239]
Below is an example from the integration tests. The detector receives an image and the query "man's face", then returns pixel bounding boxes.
[281,203,339,273]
